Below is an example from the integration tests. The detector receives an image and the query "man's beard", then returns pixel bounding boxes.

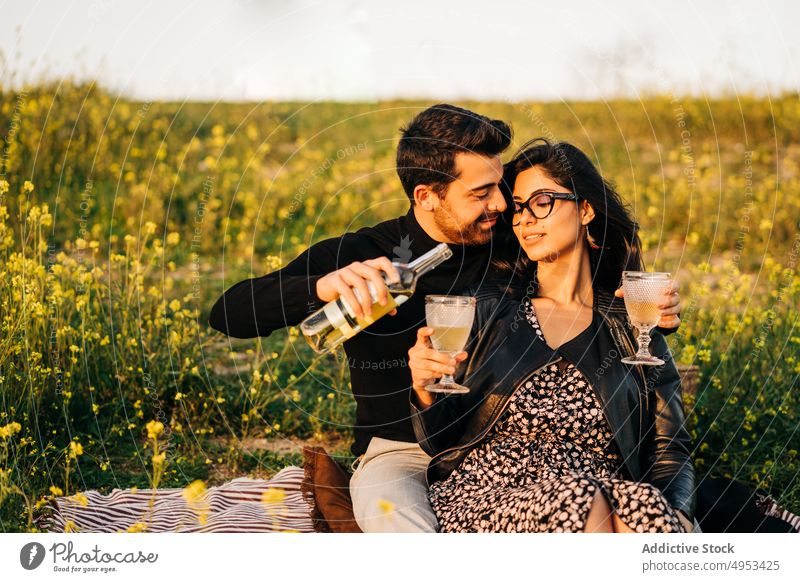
[433,203,497,246]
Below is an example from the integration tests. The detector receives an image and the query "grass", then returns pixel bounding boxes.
[0,81,798,531]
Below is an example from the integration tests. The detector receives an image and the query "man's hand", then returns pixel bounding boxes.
[408,327,468,409]
[315,257,401,318]
[615,279,681,329]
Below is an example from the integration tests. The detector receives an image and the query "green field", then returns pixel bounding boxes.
[1,81,798,531]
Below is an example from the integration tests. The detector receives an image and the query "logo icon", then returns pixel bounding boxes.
[392,235,413,263]
[20,542,46,570]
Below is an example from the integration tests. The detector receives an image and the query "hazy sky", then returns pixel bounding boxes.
[1,0,797,101]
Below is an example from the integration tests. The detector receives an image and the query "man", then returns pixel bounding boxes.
[208,104,682,532]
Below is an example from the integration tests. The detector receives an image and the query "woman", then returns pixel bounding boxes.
[407,138,696,533]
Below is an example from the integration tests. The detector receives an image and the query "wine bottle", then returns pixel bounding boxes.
[300,243,453,354]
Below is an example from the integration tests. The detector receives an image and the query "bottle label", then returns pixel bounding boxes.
[341,282,379,319]
[322,301,357,338]
[340,282,406,328]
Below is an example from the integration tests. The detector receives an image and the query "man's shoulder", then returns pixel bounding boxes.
[344,215,405,248]
[351,214,404,237]
[309,215,403,258]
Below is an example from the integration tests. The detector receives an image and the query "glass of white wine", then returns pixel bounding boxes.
[424,295,476,394]
[620,271,672,366]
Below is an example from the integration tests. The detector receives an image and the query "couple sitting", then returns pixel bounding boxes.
[209,103,693,533]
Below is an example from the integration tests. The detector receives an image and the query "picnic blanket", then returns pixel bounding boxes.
[32,466,800,533]
[755,494,800,532]
[33,467,315,533]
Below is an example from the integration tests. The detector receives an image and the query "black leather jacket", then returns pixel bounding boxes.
[410,282,696,522]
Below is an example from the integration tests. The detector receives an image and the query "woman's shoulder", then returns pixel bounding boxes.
[593,287,627,320]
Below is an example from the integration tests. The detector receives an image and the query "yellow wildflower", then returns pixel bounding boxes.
[261,488,286,505]
[68,441,83,459]
[23,180,34,192]
[377,499,395,515]
[146,420,164,440]
[73,492,89,507]
[0,421,21,439]
[152,452,166,468]
[182,480,207,503]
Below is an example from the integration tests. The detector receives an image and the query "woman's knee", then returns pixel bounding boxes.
[584,489,614,533]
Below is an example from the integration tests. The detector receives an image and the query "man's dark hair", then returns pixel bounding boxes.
[396,104,512,202]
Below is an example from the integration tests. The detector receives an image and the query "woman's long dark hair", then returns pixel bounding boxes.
[492,138,643,293]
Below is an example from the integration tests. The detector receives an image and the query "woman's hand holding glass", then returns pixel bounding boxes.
[408,326,468,409]
[614,277,681,329]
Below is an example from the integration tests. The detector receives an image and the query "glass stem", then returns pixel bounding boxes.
[440,373,455,385]
[636,326,653,358]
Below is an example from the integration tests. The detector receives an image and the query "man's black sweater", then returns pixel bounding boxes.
[208,207,511,457]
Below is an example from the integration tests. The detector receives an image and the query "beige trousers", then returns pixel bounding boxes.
[349,437,439,533]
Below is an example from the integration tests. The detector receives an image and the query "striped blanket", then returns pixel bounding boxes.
[32,466,800,534]
[34,467,316,533]
[756,494,800,532]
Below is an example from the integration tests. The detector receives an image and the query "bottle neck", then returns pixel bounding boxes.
[406,243,452,278]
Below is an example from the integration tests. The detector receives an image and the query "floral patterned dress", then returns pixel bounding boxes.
[429,297,686,533]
